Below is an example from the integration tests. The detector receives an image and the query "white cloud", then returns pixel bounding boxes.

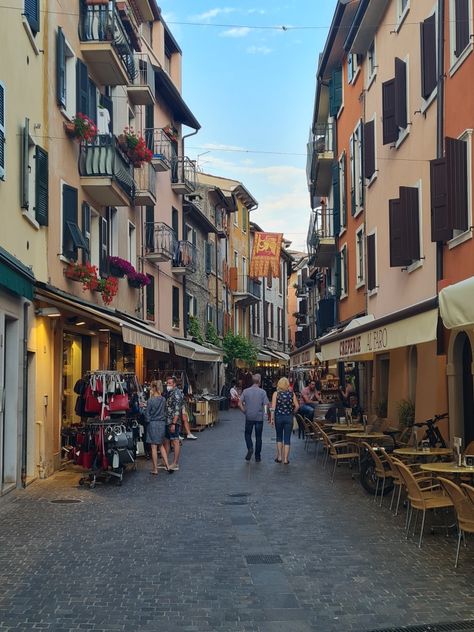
[247,45,272,55]
[219,27,251,38]
[192,7,236,21]
[247,8,266,14]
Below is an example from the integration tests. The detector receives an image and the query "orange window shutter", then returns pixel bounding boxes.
[229,266,238,291]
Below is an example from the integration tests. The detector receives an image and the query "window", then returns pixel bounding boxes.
[329,67,343,116]
[128,221,136,266]
[278,261,283,294]
[420,13,437,101]
[367,232,377,292]
[164,45,172,75]
[0,81,5,180]
[234,306,239,334]
[172,207,179,239]
[430,133,472,244]
[339,244,348,298]
[89,209,100,269]
[184,223,196,247]
[99,216,108,275]
[356,225,365,287]
[146,275,155,320]
[251,303,261,336]
[81,203,90,264]
[368,40,377,85]
[277,308,282,342]
[242,256,247,284]
[107,207,118,257]
[172,286,180,327]
[205,242,212,274]
[364,119,376,182]
[187,294,197,318]
[233,208,239,227]
[76,60,97,126]
[62,184,88,260]
[389,186,420,267]
[350,121,364,215]
[21,118,49,226]
[242,207,248,232]
[207,304,214,324]
[56,29,76,118]
[382,57,408,146]
[449,0,472,71]
[24,0,40,35]
[347,53,359,83]
[397,0,410,26]
[269,303,274,339]
[233,250,238,269]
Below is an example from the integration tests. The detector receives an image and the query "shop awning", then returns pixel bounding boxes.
[168,337,223,362]
[290,342,317,369]
[121,324,169,353]
[320,298,439,362]
[439,277,474,329]
[257,351,272,362]
[0,247,35,300]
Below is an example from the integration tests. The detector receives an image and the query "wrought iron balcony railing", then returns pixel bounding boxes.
[144,128,175,171]
[172,240,197,272]
[307,207,337,255]
[145,222,176,262]
[171,156,197,193]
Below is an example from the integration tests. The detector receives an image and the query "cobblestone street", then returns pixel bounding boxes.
[1,411,474,632]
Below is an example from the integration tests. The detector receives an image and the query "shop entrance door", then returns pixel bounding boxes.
[0,315,20,491]
[462,335,474,444]
[62,333,88,427]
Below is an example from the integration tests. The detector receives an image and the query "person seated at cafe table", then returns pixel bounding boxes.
[299,379,322,420]
[348,394,363,422]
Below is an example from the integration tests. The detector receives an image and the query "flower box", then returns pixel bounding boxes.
[109,264,125,278]
[108,256,135,278]
[127,272,150,289]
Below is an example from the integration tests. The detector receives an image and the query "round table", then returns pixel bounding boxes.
[420,462,474,476]
[394,447,453,458]
[347,432,387,441]
[331,425,365,433]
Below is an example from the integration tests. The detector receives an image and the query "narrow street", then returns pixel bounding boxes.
[1,411,474,631]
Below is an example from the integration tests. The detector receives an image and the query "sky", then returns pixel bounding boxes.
[158,1,336,250]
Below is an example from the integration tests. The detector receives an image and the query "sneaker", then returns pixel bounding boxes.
[179,435,184,441]
[245,449,253,461]
[186,433,197,440]
[169,463,180,471]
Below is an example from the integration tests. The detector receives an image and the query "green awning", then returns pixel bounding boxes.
[0,248,35,300]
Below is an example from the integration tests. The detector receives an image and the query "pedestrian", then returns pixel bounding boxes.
[181,400,197,440]
[299,379,322,420]
[229,380,240,408]
[238,373,269,462]
[164,375,183,470]
[270,377,300,464]
[144,380,174,476]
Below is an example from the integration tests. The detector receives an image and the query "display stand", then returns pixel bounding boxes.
[192,397,221,429]
[320,377,340,404]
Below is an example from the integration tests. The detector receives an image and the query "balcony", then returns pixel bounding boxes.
[307,123,335,197]
[134,163,156,206]
[79,0,137,86]
[307,207,337,268]
[171,157,197,194]
[233,277,261,307]
[316,295,336,337]
[145,128,174,172]
[79,135,134,206]
[127,53,155,105]
[172,240,197,275]
[144,222,176,263]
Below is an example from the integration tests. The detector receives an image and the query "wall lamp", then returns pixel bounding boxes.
[36,307,61,318]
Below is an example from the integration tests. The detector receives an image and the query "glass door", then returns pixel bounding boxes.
[62,333,83,427]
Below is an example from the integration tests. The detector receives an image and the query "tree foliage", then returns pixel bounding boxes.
[188,315,204,344]
[206,322,221,347]
[222,332,258,367]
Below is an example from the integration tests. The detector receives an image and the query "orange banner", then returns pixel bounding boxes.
[249,233,283,279]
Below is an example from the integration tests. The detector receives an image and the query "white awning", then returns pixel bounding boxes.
[320,308,438,362]
[257,352,272,362]
[121,325,169,354]
[169,337,223,362]
[439,277,474,329]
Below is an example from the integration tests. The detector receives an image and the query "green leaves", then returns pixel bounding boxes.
[223,332,257,367]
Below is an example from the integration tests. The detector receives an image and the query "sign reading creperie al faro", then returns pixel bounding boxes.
[320,308,439,362]
[339,329,388,357]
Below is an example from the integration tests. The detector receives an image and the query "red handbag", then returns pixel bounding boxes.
[108,394,130,412]
[84,386,101,414]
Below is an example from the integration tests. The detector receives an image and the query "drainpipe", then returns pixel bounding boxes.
[21,302,29,488]
[436,0,445,282]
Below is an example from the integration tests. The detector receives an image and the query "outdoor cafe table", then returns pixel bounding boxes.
[346,432,387,442]
[420,462,474,478]
[394,447,453,458]
[331,425,365,433]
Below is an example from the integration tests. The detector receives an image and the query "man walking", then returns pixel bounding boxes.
[239,373,269,462]
[164,375,183,470]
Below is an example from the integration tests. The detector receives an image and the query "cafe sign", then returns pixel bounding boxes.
[321,309,438,362]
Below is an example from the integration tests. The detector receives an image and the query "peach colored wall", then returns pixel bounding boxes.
[337,60,366,323]
[288,271,298,348]
[442,0,474,285]
[364,0,438,320]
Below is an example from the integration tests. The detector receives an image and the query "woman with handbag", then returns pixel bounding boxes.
[270,377,300,465]
[144,381,174,476]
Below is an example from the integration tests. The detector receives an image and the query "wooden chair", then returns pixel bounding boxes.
[381,450,421,515]
[319,429,359,482]
[360,442,392,507]
[437,478,474,567]
[295,414,315,451]
[394,460,453,548]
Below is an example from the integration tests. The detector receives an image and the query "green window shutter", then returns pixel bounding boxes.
[76,59,89,116]
[56,27,66,108]
[24,0,40,35]
[81,202,90,264]
[99,216,108,275]
[21,118,30,210]
[88,80,97,125]
[62,184,78,260]
[0,81,5,180]
[329,68,342,117]
[332,162,340,236]
[335,251,341,298]
[35,146,48,226]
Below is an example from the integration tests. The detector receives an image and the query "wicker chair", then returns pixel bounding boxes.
[436,478,474,567]
[360,442,392,507]
[393,459,453,548]
[295,413,315,451]
[320,429,359,482]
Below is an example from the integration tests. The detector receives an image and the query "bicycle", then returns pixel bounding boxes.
[408,412,449,448]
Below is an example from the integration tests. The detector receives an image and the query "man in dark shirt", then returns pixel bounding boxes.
[239,373,269,462]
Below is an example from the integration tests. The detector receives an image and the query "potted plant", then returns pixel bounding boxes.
[96,276,119,305]
[397,399,415,429]
[108,256,134,278]
[117,128,153,168]
[64,261,99,291]
[127,271,151,289]
[64,113,98,142]
[163,125,178,142]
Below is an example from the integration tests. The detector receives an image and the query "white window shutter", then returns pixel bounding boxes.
[0,82,5,179]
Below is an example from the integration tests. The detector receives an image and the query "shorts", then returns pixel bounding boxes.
[166,423,181,440]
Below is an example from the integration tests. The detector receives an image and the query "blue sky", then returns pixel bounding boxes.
[159,1,336,250]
